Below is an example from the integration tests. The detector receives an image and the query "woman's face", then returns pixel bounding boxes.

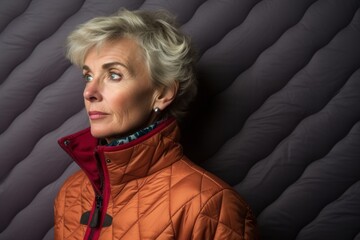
[82,38,158,142]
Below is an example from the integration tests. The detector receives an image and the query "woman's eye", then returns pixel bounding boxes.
[83,74,93,82]
[109,72,122,80]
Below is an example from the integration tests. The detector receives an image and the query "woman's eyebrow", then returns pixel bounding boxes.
[103,62,135,76]
[82,65,90,71]
[102,62,128,70]
[82,62,135,76]
[82,62,130,71]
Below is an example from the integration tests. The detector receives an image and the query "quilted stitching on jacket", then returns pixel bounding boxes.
[54,121,257,239]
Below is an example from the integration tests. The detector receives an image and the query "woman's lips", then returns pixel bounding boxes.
[88,111,109,120]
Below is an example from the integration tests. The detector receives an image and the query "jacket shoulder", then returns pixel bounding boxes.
[170,158,258,239]
[170,158,235,198]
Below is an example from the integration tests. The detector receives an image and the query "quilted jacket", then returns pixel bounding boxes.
[54,118,258,240]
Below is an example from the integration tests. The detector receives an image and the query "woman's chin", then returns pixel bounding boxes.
[90,128,109,139]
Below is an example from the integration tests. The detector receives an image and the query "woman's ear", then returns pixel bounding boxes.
[154,81,179,110]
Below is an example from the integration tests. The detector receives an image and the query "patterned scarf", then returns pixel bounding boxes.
[106,119,163,147]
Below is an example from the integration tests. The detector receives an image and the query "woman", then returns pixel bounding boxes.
[54,9,257,240]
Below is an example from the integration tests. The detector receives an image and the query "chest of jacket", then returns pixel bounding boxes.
[61,158,221,240]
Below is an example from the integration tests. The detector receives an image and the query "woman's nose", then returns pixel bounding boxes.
[83,80,102,102]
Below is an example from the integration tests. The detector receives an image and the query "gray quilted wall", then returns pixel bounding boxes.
[1,0,360,239]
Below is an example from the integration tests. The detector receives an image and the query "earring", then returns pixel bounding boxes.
[154,107,161,113]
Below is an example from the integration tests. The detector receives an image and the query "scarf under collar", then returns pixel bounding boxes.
[105,119,164,147]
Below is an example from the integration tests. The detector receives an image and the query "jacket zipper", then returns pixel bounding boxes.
[90,194,103,228]
[90,195,103,228]
[88,194,103,240]
[88,150,105,240]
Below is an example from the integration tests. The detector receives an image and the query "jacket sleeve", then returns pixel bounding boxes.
[191,189,258,240]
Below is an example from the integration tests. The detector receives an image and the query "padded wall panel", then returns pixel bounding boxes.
[1,0,359,239]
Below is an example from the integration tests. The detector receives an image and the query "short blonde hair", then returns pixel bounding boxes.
[66,9,197,120]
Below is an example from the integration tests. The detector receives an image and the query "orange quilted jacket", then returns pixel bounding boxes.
[54,118,258,240]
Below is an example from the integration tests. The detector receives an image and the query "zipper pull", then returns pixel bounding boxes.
[89,195,103,228]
